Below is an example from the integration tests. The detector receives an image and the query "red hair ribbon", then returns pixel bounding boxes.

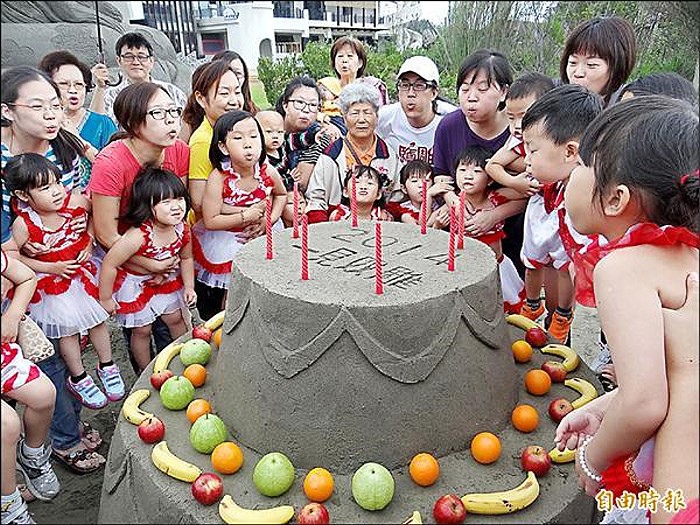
[679,169,700,185]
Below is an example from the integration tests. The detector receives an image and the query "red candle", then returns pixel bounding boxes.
[301,214,309,280]
[375,221,383,295]
[458,191,465,250]
[292,181,300,239]
[420,178,428,235]
[265,196,273,260]
[448,205,456,272]
[350,175,358,228]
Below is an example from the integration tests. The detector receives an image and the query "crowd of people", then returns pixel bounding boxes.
[1,15,698,525]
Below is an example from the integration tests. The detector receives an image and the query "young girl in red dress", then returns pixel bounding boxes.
[329,164,393,222]
[192,110,286,305]
[555,96,698,524]
[5,153,124,409]
[99,167,196,374]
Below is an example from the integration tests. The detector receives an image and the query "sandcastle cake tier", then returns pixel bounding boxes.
[213,221,518,473]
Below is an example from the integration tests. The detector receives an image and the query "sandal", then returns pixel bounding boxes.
[51,446,105,474]
[79,421,102,452]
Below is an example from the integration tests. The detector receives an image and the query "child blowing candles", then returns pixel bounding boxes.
[329,165,393,222]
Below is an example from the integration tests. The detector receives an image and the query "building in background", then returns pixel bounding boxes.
[113,1,388,75]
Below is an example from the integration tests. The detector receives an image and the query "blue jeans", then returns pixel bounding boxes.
[121,315,173,374]
[37,340,82,451]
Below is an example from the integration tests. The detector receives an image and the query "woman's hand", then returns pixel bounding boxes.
[427,181,454,198]
[1,310,22,343]
[236,221,265,244]
[431,205,450,230]
[318,122,341,143]
[91,63,109,89]
[22,240,51,257]
[70,214,88,234]
[76,243,93,264]
[142,255,180,275]
[554,409,603,451]
[51,260,81,278]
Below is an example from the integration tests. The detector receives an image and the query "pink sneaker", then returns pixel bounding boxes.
[96,364,126,402]
[66,374,108,409]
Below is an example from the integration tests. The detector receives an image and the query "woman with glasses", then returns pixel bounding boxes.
[38,51,117,155]
[103,33,187,131]
[306,82,402,223]
[87,82,189,373]
[1,65,106,474]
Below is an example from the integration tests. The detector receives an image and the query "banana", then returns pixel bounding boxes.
[204,310,226,331]
[540,343,580,372]
[121,389,154,425]
[505,314,541,331]
[152,342,184,374]
[549,446,576,464]
[402,511,423,524]
[218,494,294,525]
[460,471,539,515]
[150,441,202,483]
[564,377,599,409]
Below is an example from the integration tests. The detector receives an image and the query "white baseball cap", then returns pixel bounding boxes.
[397,56,440,86]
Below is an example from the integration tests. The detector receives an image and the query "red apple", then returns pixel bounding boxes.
[525,327,548,347]
[520,445,552,477]
[191,472,224,505]
[137,417,165,444]
[150,369,174,390]
[433,494,467,525]
[297,502,330,525]
[192,325,212,343]
[541,361,567,383]
[548,397,574,423]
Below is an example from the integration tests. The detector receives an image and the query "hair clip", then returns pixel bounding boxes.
[679,169,699,185]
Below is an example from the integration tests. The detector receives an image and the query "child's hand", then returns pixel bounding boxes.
[427,182,453,197]
[76,243,93,264]
[464,209,498,237]
[431,205,450,229]
[184,287,197,307]
[554,410,603,452]
[22,240,51,257]
[51,259,81,278]
[1,311,21,343]
[511,172,541,196]
[100,298,118,315]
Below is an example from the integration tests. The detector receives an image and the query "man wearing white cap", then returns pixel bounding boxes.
[376,56,456,166]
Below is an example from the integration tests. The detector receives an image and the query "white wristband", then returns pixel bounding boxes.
[578,435,602,483]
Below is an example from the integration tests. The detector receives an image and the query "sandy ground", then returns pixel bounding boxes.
[25,306,604,524]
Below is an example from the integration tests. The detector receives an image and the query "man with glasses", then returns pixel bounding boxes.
[103,32,187,127]
[376,56,456,168]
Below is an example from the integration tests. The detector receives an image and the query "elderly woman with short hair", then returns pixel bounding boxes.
[305,82,401,223]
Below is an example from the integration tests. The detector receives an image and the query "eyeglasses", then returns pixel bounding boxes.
[120,53,152,63]
[55,80,87,90]
[288,99,319,112]
[7,102,63,114]
[146,107,183,120]
[396,80,433,92]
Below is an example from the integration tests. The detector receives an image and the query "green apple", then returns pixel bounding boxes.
[159,376,195,410]
[252,452,295,497]
[351,462,395,511]
[189,414,227,454]
[180,338,212,366]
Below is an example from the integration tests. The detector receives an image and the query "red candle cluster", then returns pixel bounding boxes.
[292,181,300,239]
[301,214,309,280]
[375,221,383,294]
[420,179,428,235]
[265,197,273,260]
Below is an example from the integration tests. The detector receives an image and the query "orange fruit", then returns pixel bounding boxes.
[211,441,244,475]
[409,452,440,487]
[470,432,502,464]
[183,363,207,387]
[212,328,223,348]
[524,369,552,395]
[186,398,212,424]
[511,404,539,433]
[303,467,334,502]
[511,340,533,363]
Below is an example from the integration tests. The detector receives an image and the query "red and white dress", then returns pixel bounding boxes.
[463,191,525,313]
[521,181,592,271]
[1,251,42,394]
[192,163,283,290]
[14,198,108,339]
[111,220,189,328]
[330,204,385,221]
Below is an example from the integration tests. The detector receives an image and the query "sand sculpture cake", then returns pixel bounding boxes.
[212,221,517,473]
